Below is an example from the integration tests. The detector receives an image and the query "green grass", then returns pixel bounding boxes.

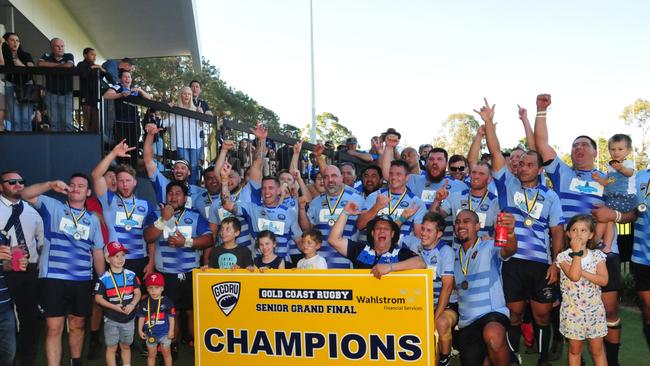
[33,307,649,365]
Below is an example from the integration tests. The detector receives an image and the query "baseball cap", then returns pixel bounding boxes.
[145,272,165,287]
[345,137,358,145]
[106,241,129,257]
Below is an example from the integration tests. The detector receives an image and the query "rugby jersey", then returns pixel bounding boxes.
[149,169,206,209]
[363,187,426,238]
[154,208,210,274]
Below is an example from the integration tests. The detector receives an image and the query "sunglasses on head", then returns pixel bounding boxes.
[449,166,465,172]
[2,179,25,185]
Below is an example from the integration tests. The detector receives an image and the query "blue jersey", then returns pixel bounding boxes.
[408,175,466,244]
[238,201,302,261]
[194,191,219,220]
[632,170,650,265]
[154,208,210,274]
[363,188,426,238]
[34,196,104,281]
[99,192,157,260]
[208,182,256,250]
[454,239,509,328]
[442,189,499,240]
[545,157,618,253]
[136,296,175,339]
[149,169,206,209]
[95,269,140,322]
[493,167,564,264]
[403,236,454,309]
[308,186,365,268]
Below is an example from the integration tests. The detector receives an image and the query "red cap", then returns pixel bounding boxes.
[106,241,129,257]
[145,272,165,287]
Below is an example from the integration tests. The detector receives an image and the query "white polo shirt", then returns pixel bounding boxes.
[0,195,44,263]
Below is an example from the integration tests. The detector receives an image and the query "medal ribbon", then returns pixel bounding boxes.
[388,190,407,216]
[326,189,345,216]
[645,181,650,200]
[147,297,162,334]
[66,202,86,228]
[174,209,187,226]
[523,188,539,215]
[118,194,136,221]
[108,269,127,306]
[468,191,488,212]
[459,239,479,277]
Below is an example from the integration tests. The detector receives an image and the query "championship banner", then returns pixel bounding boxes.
[193,269,436,365]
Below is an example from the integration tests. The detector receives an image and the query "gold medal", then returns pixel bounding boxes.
[461,280,469,290]
[524,217,534,227]
[147,336,156,344]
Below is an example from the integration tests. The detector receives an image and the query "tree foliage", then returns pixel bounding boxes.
[301,112,353,145]
[433,113,480,156]
[620,99,650,169]
[132,56,286,133]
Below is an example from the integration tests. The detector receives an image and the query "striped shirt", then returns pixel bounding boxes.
[99,192,157,260]
[208,181,256,251]
[34,196,104,281]
[442,189,499,240]
[403,236,454,309]
[95,269,140,322]
[633,169,650,266]
[493,167,564,264]
[154,208,210,274]
[363,188,426,238]
[408,175,467,244]
[308,186,364,268]
[454,239,509,328]
[545,157,619,253]
[149,169,206,209]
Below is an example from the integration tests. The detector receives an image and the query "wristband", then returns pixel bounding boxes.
[183,237,194,248]
[614,210,622,223]
[568,250,584,258]
[153,217,166,231]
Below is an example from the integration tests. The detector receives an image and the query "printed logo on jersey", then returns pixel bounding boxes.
[212,282,240,316]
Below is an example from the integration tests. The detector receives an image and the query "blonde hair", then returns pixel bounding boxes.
[176,86,198,111]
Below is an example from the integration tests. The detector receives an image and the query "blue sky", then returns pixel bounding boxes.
[196,0,649,156]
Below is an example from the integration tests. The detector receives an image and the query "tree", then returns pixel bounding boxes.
[620,99,650,169]
[433,113,480,156]
[279,123,302,138]
[301,112,353,145]
[133,56,281,133]
[595,136,610,172]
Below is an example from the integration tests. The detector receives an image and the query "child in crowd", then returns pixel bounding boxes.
[207,217,253,269]
[556,215,609,366]
[254,230,285,269]
[137,273,175,366]
[296,229,328,269]
[94,242,142,366]
[591,134,636,248]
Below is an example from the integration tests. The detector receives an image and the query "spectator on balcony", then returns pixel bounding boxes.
[102,57,132,86]
[37,38,74,132]
[189,80,212,116]
[276,131,295,171]
[237,139,253,177]
[103,69,151,167]
[344,136,373,163]
[0,32,35,132]
[77,47,106,133]
[162,86,204,185]
[142,108,165,171]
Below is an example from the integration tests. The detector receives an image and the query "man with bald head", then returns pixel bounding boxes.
[299,165,364,268]
[535,93,621,365]
[38,37,74,131]
[401,147,421,175]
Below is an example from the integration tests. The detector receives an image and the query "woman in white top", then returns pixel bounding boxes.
[162,86,204,184]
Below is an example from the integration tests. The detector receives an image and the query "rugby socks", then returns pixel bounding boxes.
[70,358,82,366]
[603,339,620,366]
[644,323,650,349]
[439,353,451,366]
[535,324,551,362]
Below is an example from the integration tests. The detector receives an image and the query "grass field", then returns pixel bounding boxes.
[32,306,649,365]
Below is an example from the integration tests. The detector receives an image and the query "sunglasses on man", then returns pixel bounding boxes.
[2,179,25,185]
[449,166,465,172]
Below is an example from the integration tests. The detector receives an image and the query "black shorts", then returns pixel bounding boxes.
[502,257,556,303]
[162,271,193,310]
[601,253,621,293]
[632,262,650,292]
[39,278,94,317]
[458,312,510,366]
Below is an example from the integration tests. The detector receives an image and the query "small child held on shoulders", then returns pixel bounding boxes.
[297,229,328,269]
[254,230,285,269]
[591,134,636,248]
[136,273,175,366]
[94,242,141,366]
[206,217,253,270]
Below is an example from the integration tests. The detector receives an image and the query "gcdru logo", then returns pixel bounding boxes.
[212,282,240,316]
